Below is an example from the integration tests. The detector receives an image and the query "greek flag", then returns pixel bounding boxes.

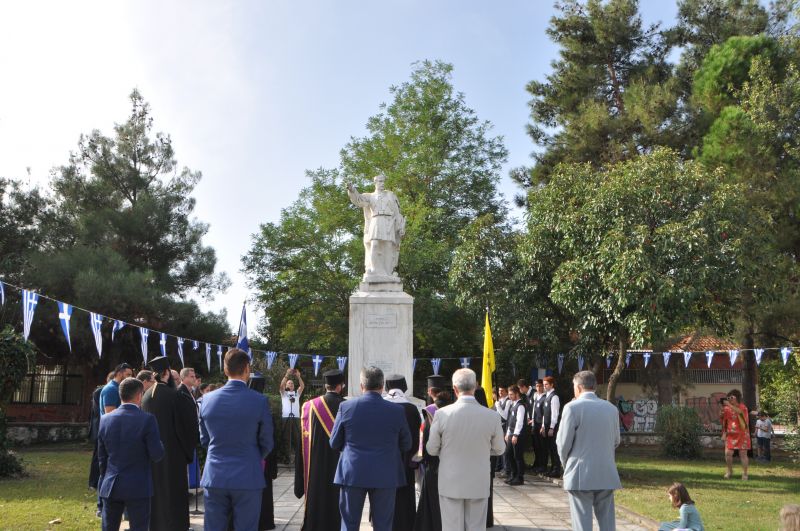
[705,350,714,368]
[159,333,167,357]
[236,304,250,358]
[683,351,692,368]
[606,354,612,369]
[663,352,671,367]
[205,344,212,372]
[22,289,39,340]
[112,320,125,342]
[90,313,103,358]
[577,355,584,371]
[781,347,792,366]
[176,337,184,367]
[140,327,149,363]
[460,357,470,368]
[312,355,323,376]
[217,345,223,372]
[0,281,4,305]
[412,359,417,371]
[625,352,632,368]
[288,353,299,369]
[557,353,565,373]
[754,348,764,365]
[337,356,347,371]
[192,340,199,350]
[57,302,73,351]
[728,349,739,367]
[643,352,651,368]
[267,351,277,369]
[431,358,441,375]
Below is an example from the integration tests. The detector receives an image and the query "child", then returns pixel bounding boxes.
[755,411,774,462]
[781,504,800,531]
[659,482,705,531]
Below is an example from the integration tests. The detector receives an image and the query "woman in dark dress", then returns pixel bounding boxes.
[474,387,495,528]
[414,391,453,531]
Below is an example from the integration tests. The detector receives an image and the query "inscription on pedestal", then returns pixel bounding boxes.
[366,313,397,328]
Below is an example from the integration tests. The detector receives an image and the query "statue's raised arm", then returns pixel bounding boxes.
[346,174,404,282]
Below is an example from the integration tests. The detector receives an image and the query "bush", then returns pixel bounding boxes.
[656,405,703,459]
[784,424,800,463]
[0,326,33,478]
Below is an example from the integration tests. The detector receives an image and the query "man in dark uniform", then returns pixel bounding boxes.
[384,374,421,531]
[294,369,346,531]
[414,375,450,531]
[141,356,199,531]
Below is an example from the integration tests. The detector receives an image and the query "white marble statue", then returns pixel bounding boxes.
[347,174,405,282]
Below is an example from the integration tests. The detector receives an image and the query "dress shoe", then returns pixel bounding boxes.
[546,470,562,478]
[503,477,513,484]
[508,478,524,486]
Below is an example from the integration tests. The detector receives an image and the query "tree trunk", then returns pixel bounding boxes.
[742,326,758,412]
[606,332,628,402]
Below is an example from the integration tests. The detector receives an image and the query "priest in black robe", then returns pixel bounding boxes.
[384,374,421,531]
[414,375,451,531]
[294,369,345,531]
[141,356,198,531]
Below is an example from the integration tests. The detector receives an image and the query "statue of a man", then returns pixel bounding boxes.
[347,174,405,281]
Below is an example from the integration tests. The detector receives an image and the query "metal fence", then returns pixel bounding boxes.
[616,368,743,385]
[12,365,83,405]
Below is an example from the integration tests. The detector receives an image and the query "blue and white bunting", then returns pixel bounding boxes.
[625,352,631,368]
[0,281,5,306]
[337,356,347,371]
[159,333,167,357]
[22,289,39,340]
[643,352,651,368]
[663,352,671,367]
[140,327,149,363]
[460,357,470,368]
[606,354,612,369]
[111,320,125,342]
[192,340,199,350]
[683,351,692,368]
[754,348,764,365]
[781,347,792,366]
[312,355,323,376]
[89,313,103,358]
[728,349,739,367]
[205,344,211,372]
[706,350,714,368]
[267,351,277,369]
[236,304,249,358]
[176,337,185,367]
[577,355,584,371]
[57,302,73,351]
[217,345,223,372]
[412,358,417,371]
[557,353,564,374]
[289,353,299,369]
[431,358,442,375]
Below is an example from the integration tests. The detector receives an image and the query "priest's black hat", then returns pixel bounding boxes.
[248,372,266,394]
[323,369,345,386]
[147,356,170,374]
[426,375,446,389]
[385,374,408,392]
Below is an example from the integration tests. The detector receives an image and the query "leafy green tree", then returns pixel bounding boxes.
[21,90,230,375]
[245,61,508,359]
[0,326,34,477]
[0,178,51,285]
[520,148,753,401]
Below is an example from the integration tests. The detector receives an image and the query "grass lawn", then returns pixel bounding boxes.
[0,443,97,531]
[615,452,800,531]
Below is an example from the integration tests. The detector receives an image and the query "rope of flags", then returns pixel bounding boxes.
[1,280,796,377]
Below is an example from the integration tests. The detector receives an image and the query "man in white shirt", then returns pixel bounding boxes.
[280,368,305,459]
[540,376,562,477]
[494,386,510,474]
[504,385,528,485]
[530,379,547,473]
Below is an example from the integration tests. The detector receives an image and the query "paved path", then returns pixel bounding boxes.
[189,467,649,530]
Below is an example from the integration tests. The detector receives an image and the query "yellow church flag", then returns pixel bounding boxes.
[481,311,495,408]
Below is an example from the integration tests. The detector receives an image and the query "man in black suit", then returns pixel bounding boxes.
[98,377,165,531]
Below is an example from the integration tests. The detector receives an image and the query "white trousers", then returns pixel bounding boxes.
[438,495,488,531]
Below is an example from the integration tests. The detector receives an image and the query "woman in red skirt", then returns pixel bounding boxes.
[722,389,751,480]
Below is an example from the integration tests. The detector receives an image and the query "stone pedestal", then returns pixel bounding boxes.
[348,280,413,397]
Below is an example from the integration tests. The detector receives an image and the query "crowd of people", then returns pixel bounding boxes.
[87,350,797,531]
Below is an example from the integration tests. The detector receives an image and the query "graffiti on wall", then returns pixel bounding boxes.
[685,392,726,432]
[617,397,658,432]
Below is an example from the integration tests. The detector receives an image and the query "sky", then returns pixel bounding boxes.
[0,1,678,332]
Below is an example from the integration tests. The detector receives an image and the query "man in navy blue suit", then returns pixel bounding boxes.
[97,377,165,531]
[200,348,274,531]
[330,366,411,531]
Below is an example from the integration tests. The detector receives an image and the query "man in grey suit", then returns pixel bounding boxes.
[556,370,622,531]
[427,368,506,531]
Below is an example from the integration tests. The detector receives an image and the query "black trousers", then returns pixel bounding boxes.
[505,436,526,481]
[532,423,546,469]
[544,430,561,472]
[101,496,149,531]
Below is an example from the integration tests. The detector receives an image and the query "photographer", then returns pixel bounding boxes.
[280,368,305,461]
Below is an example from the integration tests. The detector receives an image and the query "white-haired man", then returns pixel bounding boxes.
[426,368,506,531]
[556,370,622,531]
